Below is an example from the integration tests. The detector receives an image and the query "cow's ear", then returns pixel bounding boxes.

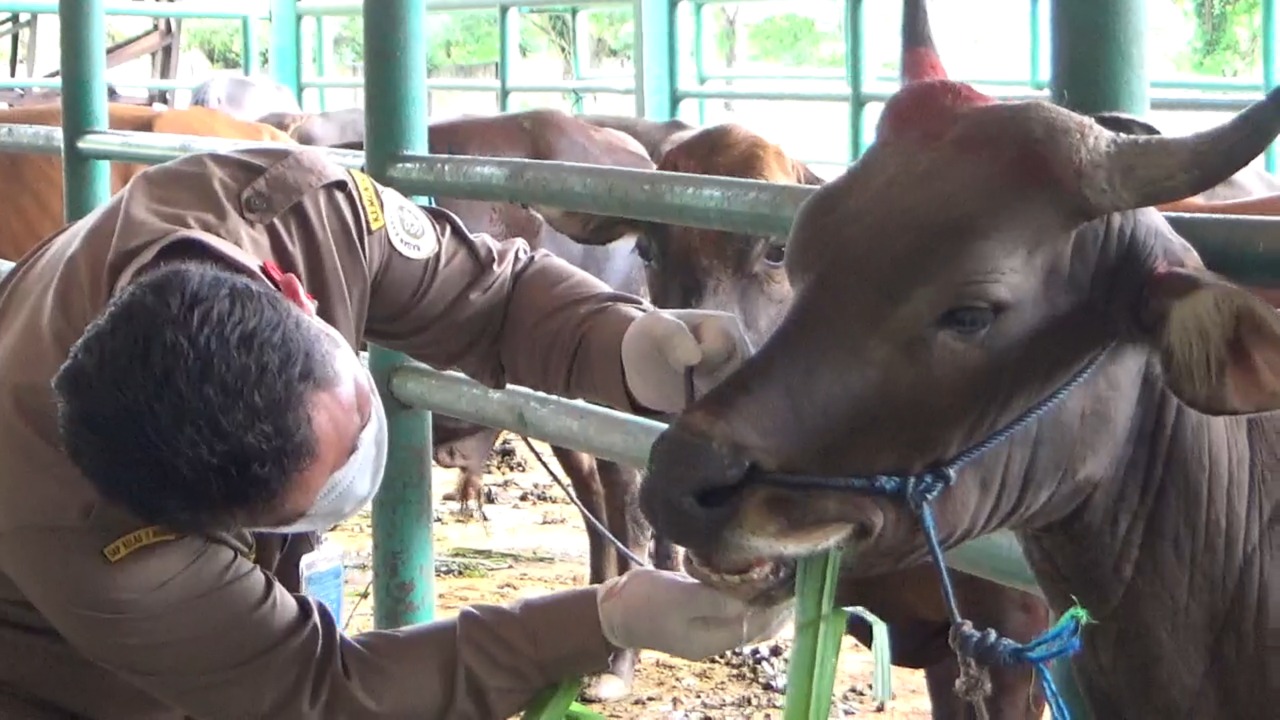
[794,161,825,186]
[1143,265,1280,415]
[532,206,643,246]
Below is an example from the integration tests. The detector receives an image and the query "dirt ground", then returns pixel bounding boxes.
[327,432,937,719]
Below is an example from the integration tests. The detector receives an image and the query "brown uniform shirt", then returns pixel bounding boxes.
[0,146,649,719]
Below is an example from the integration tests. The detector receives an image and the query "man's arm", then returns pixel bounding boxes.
[0,526,611,720]
[359,183,650,413]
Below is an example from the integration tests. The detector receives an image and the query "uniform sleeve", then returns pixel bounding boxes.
[359,183,650,413]
[0,526,613,720]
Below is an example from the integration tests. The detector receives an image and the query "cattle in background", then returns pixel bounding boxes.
[0,103,293,262]
[292,108,675,703]
[0,85,122,108]
[562,110,1049,718]
[257,107,365,147]
[639,0,1277,716]
[189,73,302,121]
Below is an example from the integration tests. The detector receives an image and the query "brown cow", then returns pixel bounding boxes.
[257,107,366,147]
[639,0,1276,718]
[0,103,294,262]
[297,109,675,703]
[567,113,1048,719]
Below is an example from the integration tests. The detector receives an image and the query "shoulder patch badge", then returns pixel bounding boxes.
[348,169,386,233]
[102,526,182,563]
[381,186,438,261]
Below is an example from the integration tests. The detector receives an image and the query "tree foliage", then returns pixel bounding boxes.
[1174,0,1262,77]
[183,19,269,70]
[745,13,843,68]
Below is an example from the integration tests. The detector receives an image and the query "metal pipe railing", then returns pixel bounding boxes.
[0,124,1274,286]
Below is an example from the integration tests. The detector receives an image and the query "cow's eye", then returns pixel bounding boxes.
[938,306,995,335]
[762,239,786,266]
[635,236,657,265]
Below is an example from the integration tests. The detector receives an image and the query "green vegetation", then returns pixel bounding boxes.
[1174,0,1263,77]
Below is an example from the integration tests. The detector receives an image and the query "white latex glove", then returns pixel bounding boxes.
[596,568,794,661]
[621,309,753,413]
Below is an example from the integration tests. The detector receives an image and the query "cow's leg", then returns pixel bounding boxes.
[547,446,633,704]
[582,459,651,702]
[549,446,612,583]
[434,426,501,522]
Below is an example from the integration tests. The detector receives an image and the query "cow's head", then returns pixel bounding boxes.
[640,17,1280,602]
[565,123,823,347]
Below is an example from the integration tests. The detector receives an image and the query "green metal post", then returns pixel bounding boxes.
[1029,0,1042,88]
[570,9,584,113]
[845,0,862,159]
[242,16,259,75]
[1264,0,1277,172]
[692,2,705,125]
[270,0,301,98]
[315,15,328,111]
[59,0,110,222]
[363,0,435,631]
[497,7,514,111]
[1049,0,1147,115]
[637,0,676,119]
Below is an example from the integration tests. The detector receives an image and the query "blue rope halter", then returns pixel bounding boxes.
[748,344,1114,720]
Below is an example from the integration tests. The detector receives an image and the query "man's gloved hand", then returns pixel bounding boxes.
[621,309,753,414]
[595,568,794,661]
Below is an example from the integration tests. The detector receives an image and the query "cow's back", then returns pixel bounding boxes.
[0,104,292,261]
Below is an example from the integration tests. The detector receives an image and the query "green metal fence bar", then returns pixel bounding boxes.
[0,0,266,18]
[362,0,436,631]
[58,0,109,222]
[297,0,625,16]
[301,78,633,93]
[30,124,1280,283]
[0,125,1260,282]
[296,0,635,113]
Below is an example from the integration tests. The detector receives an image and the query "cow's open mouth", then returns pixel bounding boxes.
[685,551,796,604]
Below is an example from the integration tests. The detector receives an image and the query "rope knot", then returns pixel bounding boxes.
[949,605,1094,720]
[950,621,1022,667]
[905,466,954,512]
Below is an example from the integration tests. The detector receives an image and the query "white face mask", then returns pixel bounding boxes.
[251,369,389,534]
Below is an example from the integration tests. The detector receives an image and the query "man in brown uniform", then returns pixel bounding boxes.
[0,146,792,719]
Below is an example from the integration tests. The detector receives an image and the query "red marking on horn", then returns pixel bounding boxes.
[902,47,948,83]
[878,80,995,143]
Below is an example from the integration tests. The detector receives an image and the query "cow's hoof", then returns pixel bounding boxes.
[580,672,632,703]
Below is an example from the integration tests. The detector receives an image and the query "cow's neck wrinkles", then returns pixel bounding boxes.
[925,212,1270,717]
[975,349,1269,718]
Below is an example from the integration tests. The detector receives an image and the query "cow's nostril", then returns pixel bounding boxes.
[694,484,740,510]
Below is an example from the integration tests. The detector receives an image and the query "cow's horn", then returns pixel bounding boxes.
[901,0,947,83]
[1084,86,1280,215]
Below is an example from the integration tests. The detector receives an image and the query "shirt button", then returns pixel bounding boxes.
[244,193,269,213]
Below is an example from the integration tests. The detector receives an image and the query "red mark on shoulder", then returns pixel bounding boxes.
[902,47,949,83]
[878,80,995,144]
[261,260,316,304]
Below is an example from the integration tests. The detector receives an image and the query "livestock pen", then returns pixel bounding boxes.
[0,0,1278,718]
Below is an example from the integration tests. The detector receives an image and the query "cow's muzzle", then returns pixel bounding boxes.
[641,423,753,553]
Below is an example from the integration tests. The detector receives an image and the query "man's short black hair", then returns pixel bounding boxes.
[52,259,339,533]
